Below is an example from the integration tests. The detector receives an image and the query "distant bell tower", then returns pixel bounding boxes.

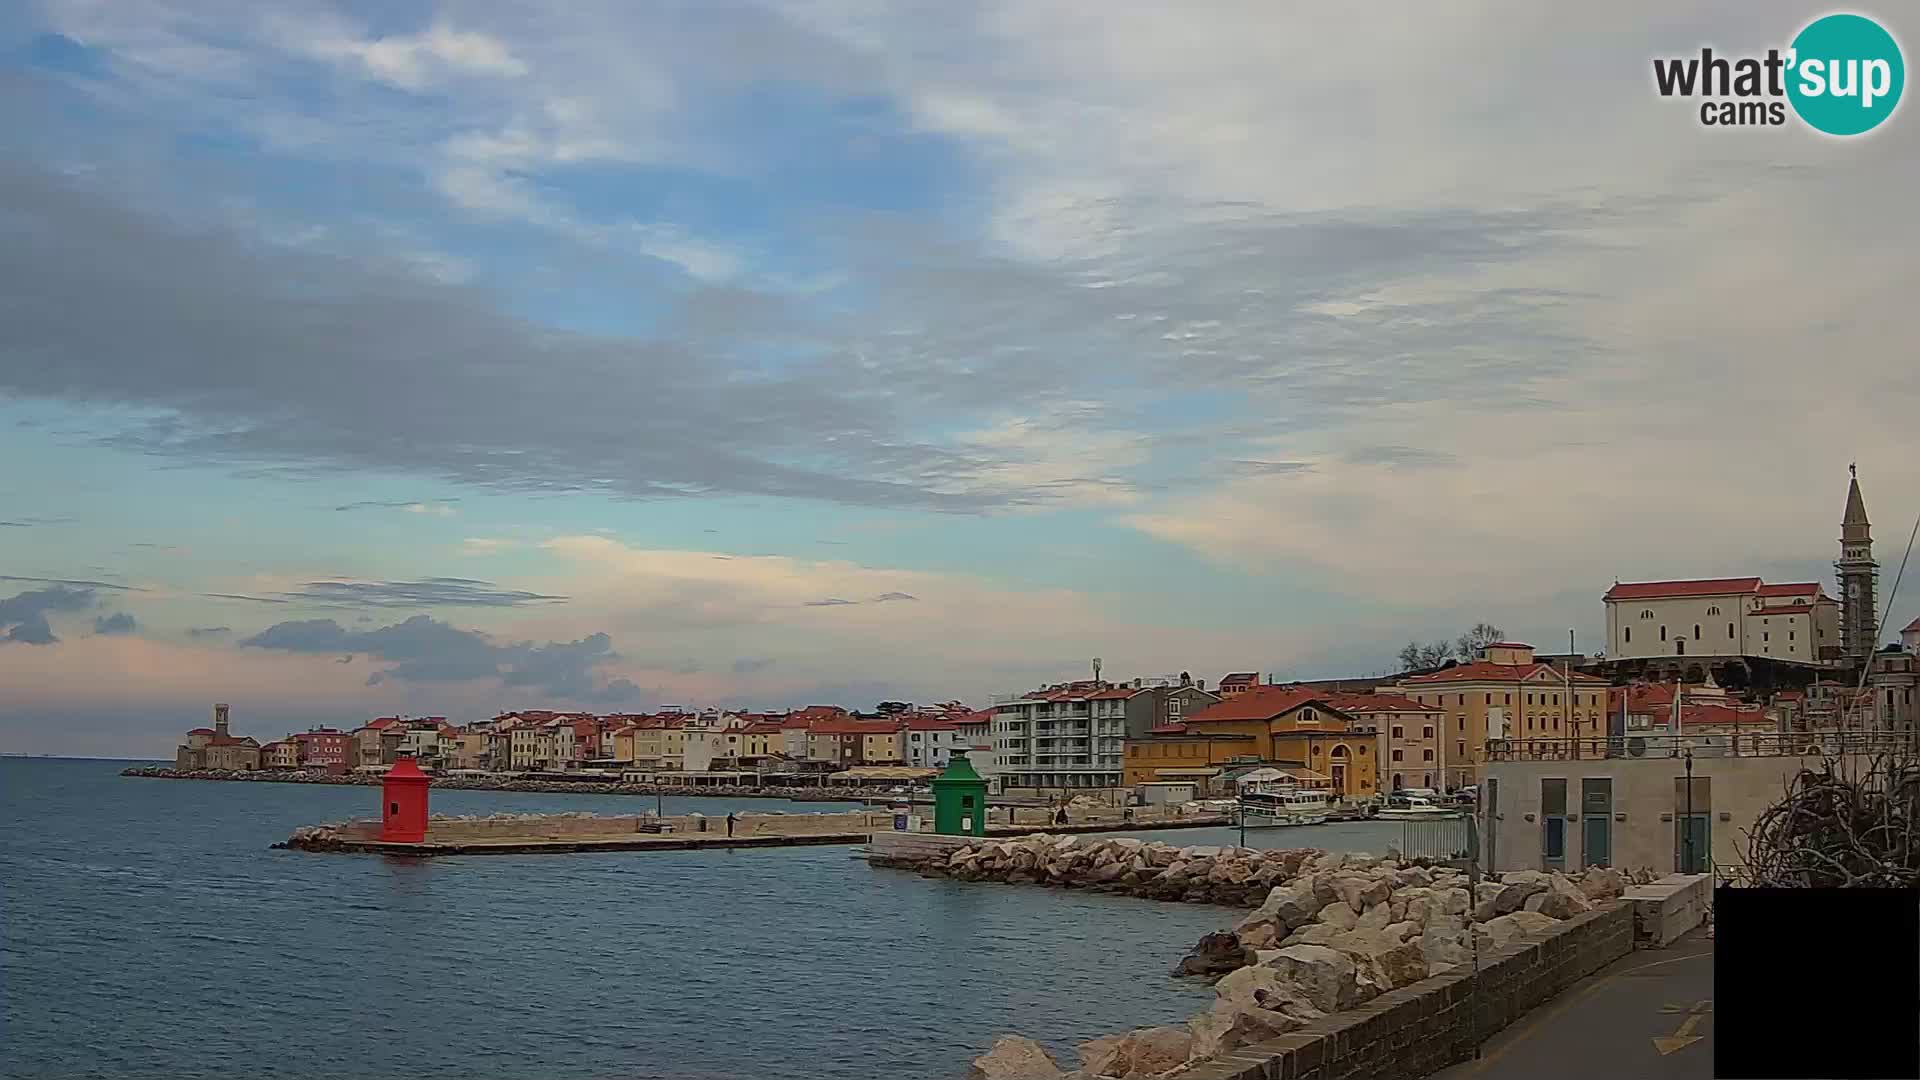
[1836,464,1878,662]
[213,702,231,739]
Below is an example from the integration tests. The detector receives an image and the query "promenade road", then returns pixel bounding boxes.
[1432,928,1714,1080]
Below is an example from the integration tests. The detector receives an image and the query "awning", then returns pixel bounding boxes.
[1152,767,1223,778]
[828,767,941,781]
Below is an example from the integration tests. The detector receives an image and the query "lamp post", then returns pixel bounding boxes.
[1682,746,1695,874]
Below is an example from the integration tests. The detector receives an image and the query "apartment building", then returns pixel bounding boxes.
[990,681,1128,792]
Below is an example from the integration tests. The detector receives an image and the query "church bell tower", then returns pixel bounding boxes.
[1836,464,1878,662]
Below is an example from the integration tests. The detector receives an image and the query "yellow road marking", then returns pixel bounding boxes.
[1652,1000,1711,1055]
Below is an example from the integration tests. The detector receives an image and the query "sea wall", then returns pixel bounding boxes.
[1173,904,1636,1080]
[961,843,1651,1080]
[311,810,892,845]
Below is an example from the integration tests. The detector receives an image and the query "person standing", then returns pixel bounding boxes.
[726,812,737,838]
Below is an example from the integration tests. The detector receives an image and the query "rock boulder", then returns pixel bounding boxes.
[971,1036,1065,1080]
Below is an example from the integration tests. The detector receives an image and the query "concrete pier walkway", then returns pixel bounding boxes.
[1431,928,1714,1080]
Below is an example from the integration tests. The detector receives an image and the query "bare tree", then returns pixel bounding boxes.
[1455,622,1505,659]
[1397,640,1455,671]
[1740,752,1920,887]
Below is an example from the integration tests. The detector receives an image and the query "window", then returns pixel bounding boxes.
[1728,623,1735,638]
[1504,693,1512,705]
[1391,749,1403,762]
[1693,624,1701,640]
[1485,694,1492,705]
[1527,693,1535,705]
[1527,716,1535,730]
[1763,632,1769,642]
[1391,725,1404,738]
[1552,694,1559,706]
[1660,625,1668,641]
[1457,694,1465,706]
[1422,748,1434,761]
[1456,741,1465,759]
[1706,605,1721,616]
[1422,725,1435,739]
[1624,627,1631,643]
[1358,745,1368,755]
[1640,609,1654,619]
[1789,630,1795,641]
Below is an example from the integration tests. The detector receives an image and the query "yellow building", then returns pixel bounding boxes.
[1393,642,1610,789]
[1123,688,1378,798]
[630,721,690,770]
[860,728,904,765]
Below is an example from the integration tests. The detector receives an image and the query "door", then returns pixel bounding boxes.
[1541,777,1567,872]
[1676,815,1710,873]
[1483,777,1499,872]
[1581,778,1612,868]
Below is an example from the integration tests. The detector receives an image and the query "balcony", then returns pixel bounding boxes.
[1485,731,1911,762]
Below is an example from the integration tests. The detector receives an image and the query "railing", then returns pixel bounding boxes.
[1485,731,1912,762]
[1397,816,1476,863]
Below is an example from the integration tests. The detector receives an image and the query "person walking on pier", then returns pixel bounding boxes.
[726,812,737,838]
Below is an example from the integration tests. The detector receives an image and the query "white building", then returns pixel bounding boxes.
[1603,577,1840,665]
[990,682,1129,792]
[901,716,965,769]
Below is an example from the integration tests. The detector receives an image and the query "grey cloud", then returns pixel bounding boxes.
[240,614,639,703]
[1229,460,1314,477]
[732,656,777,674]
[805,591,916,607]
[334,499,460,511]
[872,592,917,602]
[276,578,566,609]
[0,586,94,645]
[803,598,856,607]
[202,592,290,604]
[1,575,140,591]
[92,612,138,635]
[187,625,231,637]
[1342,445,1460,470]
[0,166,1017,513]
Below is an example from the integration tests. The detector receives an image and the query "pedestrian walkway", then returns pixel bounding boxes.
[1432,928,1713,1080]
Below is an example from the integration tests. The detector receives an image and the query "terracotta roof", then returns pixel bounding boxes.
[740,722,786,735]
[1604,577,1762,601]
[1219,672,1259,685]
[1145,722,1193,734]
[364,717,402,730]
[902,717,961,731]
[1087,688,1142,700]
[1185,687,1329,722]
[186,727,215,735]
[1756,582,1822,597]
[810,719,903,736]
[1904,617,1920,634]
[1320,692,1442,714]
[1403,661,1607,685]
[206,735,257,747]
[1485,642,1532,649]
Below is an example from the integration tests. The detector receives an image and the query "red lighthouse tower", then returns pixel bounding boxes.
[380,754,431,843]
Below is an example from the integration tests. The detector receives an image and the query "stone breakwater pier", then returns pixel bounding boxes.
[280,810,1232,856]
[867,834,1710,1080]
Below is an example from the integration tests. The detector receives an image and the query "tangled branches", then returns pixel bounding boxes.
[1741,754,1920,888]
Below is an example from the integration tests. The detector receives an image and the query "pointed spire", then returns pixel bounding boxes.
[1843,469,1871,529]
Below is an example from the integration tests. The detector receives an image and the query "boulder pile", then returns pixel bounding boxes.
[966,850,1644,1080]
[918,835,1321,907]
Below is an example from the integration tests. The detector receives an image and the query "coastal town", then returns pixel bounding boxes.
[160,472,1918,860]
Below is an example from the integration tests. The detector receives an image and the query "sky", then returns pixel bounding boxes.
[2,1,1917,757]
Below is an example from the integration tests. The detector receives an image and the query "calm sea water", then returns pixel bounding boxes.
[0,759,1403,1080]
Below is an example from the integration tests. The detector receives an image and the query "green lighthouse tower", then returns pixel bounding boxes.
[931,751,989,836]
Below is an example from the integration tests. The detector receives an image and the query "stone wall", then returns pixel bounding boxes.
[1174,904,1635,1080]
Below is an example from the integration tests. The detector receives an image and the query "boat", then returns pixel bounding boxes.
[1235,786,1331,827]
[1375,794,1463,820]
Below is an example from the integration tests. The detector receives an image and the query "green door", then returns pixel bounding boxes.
[1676,815,1710,873]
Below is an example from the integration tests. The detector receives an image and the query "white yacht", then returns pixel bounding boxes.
[1236,784,1331,827]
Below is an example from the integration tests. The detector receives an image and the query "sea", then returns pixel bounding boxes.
[0,758,1406,1080]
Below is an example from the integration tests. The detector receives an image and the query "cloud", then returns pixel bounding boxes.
[459,538,516,555]
[1,586,94,645]
[273,578,566,609]
[297,22,528,92]
[202,592,291,605]
[240,613,639,702]
[872,592,918,602]
[187,626,231,638]
[732,656,776,674]
[803,597,856,607]
[92,612,138,635]
[334,499,460,516]
[1,575,140,592]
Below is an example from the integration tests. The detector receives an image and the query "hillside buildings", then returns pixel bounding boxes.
[1392,643,1610,791]
[174,704,260,771]
[1123,687,1379,798]
[989,681,1130,791]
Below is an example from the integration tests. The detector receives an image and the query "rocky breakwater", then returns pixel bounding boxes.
[914,835,1320,908]
[967,851,1651,1080]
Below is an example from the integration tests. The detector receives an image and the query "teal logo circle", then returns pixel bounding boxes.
[1787,14,1905,136]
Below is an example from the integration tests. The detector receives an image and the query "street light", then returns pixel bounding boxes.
[1682,746,1695,874]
